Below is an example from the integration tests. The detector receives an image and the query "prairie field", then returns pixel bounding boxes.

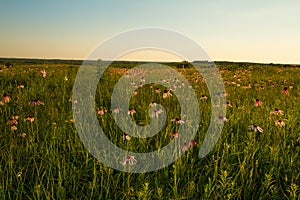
[0,60,299,199]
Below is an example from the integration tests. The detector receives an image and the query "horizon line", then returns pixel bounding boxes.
[0,56,299,66]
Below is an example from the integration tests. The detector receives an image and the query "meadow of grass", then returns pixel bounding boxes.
[0,60,299,199]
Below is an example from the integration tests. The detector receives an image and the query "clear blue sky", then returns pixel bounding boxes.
[0,0,299,63]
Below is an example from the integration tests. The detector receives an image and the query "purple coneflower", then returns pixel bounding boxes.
[171,117,185,124]
[217,92,227,97]
[172,131,179,138]
[17,84,24,89]
[69,99,78,104]
[7,115,19,125]
[275,120,285,127]
[40,70,47,78]
[181,143,189,151]
[218,115,229,122]
[154,88,161,93]
[149,102,157,107]
[249,124,263,133]
[270,108,284,115]
[200,95,208,100]
[150,83,155,88]
[282,87,289,95]
[11,125,17,131]
[151,109,163,118]
[181,140,197,151]
[123,133,131,141]
[163,89,172,99]
[6,119,18,125]
[224,101,232,107]
[122,155,137,165]
[20,132,26,138]
[12,115,19,120]
[254,99,262,107]
[138,82,144,88]
[2,94,10,103]
[113,107,120,114]
[242,84,252,89]
[128,108,136,116]
[189,140,197,148]
[130,81,136,86]
[259,85,265,90]
[25,115,35,123]
[97,108,105,115]
[29,99,44,106]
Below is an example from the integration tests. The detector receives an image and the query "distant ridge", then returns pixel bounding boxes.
[0,57,299,67]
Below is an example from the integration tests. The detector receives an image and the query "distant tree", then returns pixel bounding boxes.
[177,60,192,68]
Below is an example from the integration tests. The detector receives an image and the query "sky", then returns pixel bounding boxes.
[0,0,299,64]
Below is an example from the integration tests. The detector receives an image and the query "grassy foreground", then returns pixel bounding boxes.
[0,60,299,199]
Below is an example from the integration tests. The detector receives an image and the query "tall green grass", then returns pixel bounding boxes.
[0,62,299,199]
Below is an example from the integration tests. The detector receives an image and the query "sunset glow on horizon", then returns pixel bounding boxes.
[1,0,299,64]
